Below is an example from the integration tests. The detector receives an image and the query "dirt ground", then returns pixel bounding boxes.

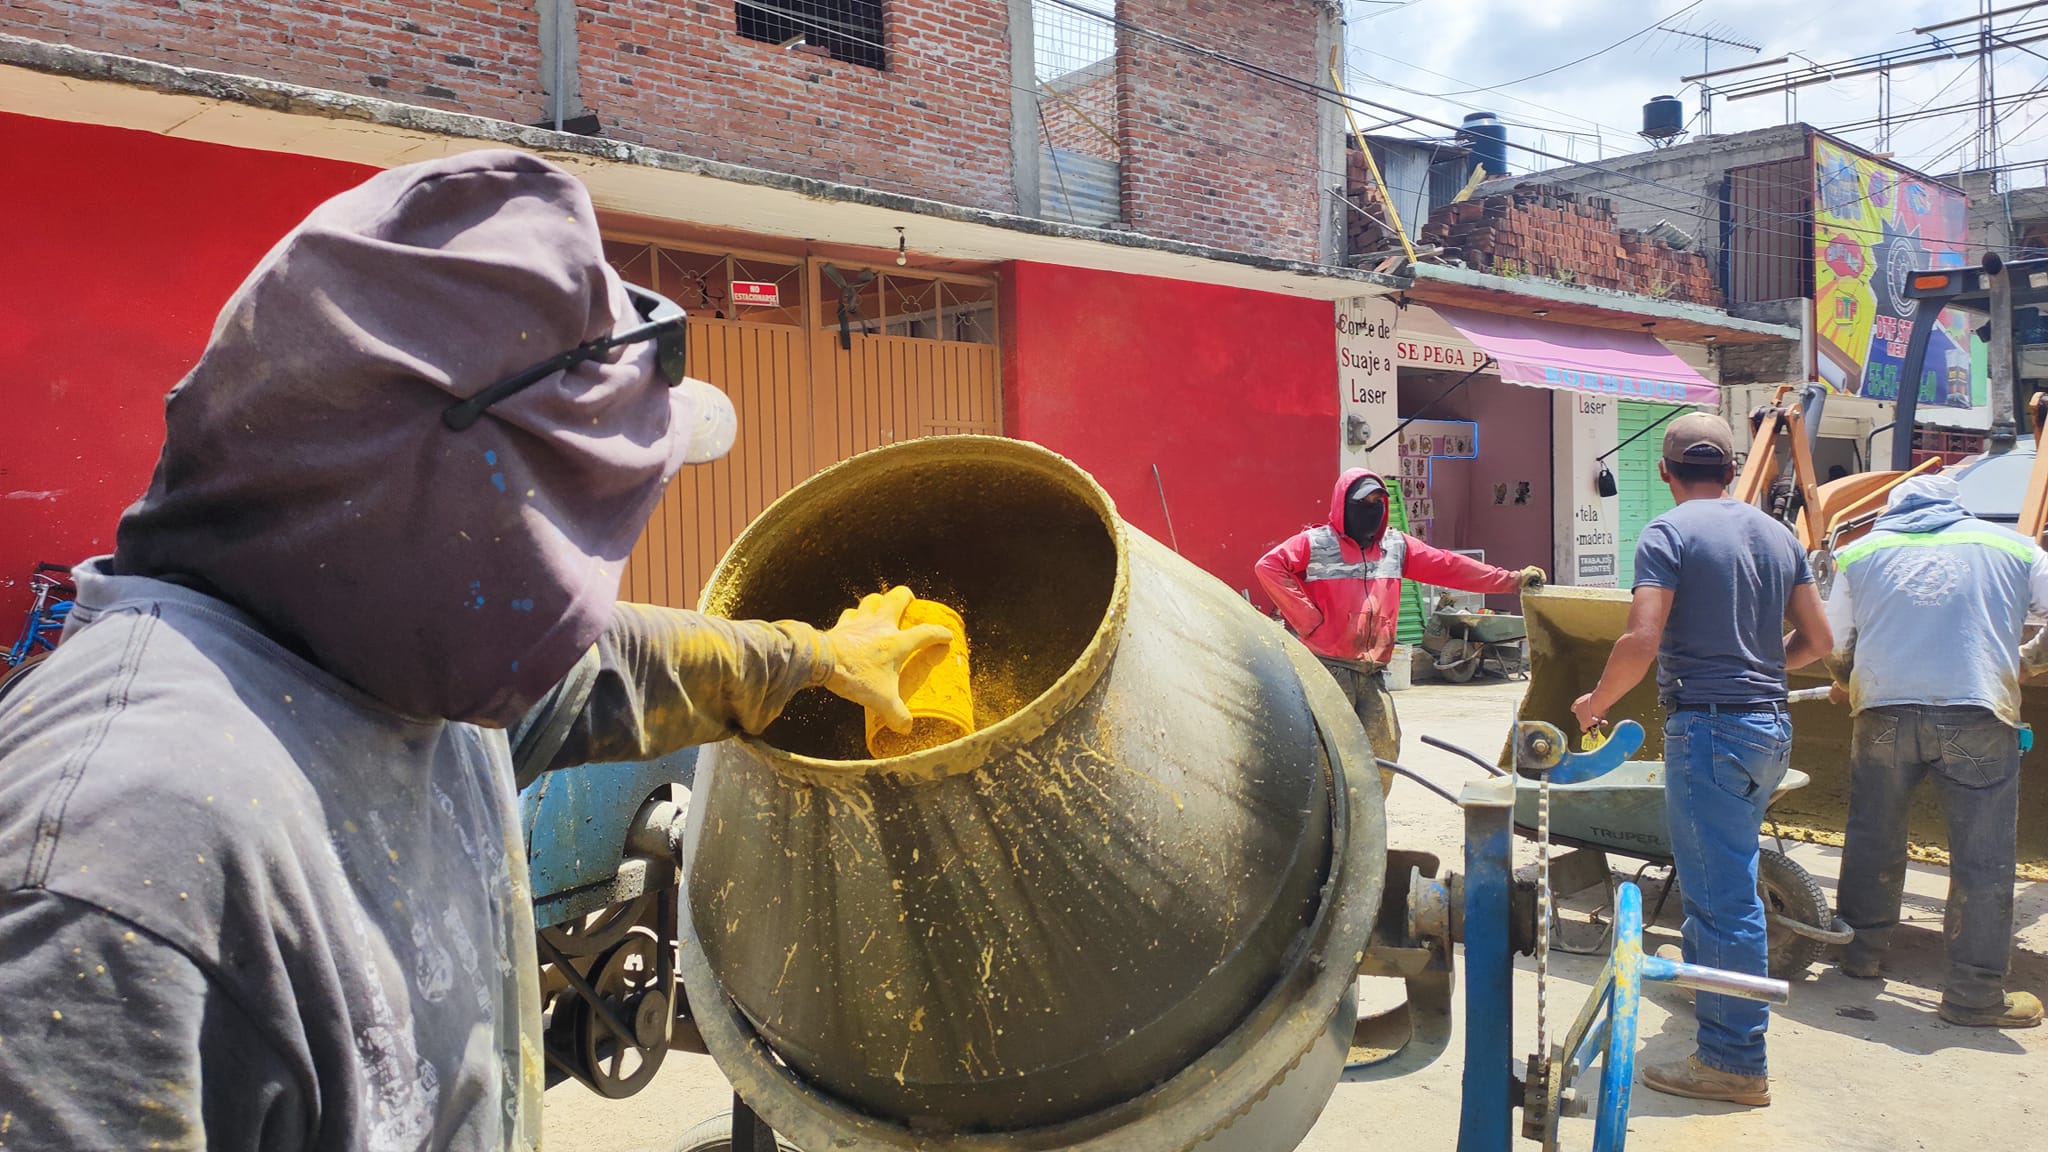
[543,679,2048,1152]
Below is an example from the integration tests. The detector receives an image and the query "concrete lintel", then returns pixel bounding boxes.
[1407,263,1801,345]
[0,35,1409,301]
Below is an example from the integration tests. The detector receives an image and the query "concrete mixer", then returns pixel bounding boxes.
[521,436,1782,1152]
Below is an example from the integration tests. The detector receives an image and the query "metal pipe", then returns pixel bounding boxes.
[552,0,567,132]
[1376,758,1463,806]
[1420,733,1510,777]
[1368,358,1494,454]
[1456,778,1516,1152]
[1891,300,1946,470]
[1989,254,2020,454]
[1640,954,1791,1005]
[1865,420,1896,469]
[1824,456,1942,538]
[1151,464,1182,554]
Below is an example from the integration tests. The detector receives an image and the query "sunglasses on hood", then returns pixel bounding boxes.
[443,282,689,432]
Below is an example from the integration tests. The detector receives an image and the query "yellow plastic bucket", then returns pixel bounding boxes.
[864,597,975,758]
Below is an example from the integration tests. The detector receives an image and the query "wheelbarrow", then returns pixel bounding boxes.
[1419,716,1854,981]
[1420,593,1527,683]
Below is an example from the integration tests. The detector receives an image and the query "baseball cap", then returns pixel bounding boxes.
[1662,411,1735,466]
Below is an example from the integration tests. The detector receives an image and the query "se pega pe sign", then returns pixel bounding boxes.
[1396,334,1490,371]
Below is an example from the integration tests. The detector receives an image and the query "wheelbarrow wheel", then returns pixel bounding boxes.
[1759,848,1830,980]
[1435,638,1481,683]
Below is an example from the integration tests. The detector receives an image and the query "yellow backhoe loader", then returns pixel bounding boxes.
[1518,254,2048,871]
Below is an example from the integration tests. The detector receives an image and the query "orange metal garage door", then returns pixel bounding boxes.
[609,239,1000,607]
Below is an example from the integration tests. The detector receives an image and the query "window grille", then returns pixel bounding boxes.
[1033,0,1119,225]
[736,0,886,70]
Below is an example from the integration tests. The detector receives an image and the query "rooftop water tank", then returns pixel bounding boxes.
[1643,95,1685,141]
[1461,111,1508,176]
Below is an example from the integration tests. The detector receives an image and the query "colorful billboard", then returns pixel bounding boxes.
[1811,136,1976,408]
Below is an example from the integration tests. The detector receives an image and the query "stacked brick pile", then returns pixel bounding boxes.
[1343,146,1405,258]
[1416,184,1723,307]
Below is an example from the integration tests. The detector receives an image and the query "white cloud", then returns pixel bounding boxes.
[1342,0,2048,182]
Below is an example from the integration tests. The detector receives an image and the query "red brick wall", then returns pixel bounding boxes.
[1116,0,1325,261]
[1417,184,1724,307]
[5,1,545,120]
[578,1,1014,209]
[5,1,1334,255]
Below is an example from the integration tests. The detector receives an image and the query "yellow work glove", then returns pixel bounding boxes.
[1519,566,1547,593]
[822,586,955,734]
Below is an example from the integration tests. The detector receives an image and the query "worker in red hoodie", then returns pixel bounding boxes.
[1256,468,1544,770]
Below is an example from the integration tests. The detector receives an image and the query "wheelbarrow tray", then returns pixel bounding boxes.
[1511,763,1813,864]
[1432,609,1527,645]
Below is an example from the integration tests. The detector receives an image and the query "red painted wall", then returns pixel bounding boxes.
[1000,262,1337,607]
[0,115,374,624]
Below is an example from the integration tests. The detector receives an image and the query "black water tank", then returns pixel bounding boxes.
[1462,111,1508,175]
[1643,95,1684,140]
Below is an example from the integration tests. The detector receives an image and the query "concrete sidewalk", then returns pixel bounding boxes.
[543,680,2048,1152]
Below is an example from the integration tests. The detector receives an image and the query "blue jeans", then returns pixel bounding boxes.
[1839,705,2020,1011]
[1663,708,1791,1076]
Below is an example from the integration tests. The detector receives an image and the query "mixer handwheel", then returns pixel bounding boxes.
[1541,882,1650,1152]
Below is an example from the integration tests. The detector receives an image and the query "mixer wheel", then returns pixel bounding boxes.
[667,1113,801,1152]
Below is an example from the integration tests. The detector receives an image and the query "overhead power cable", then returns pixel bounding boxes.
[1405,0,1704,97]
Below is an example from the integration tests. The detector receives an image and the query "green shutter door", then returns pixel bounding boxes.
[1388,477,1428,645]
[1616,402,1680,587]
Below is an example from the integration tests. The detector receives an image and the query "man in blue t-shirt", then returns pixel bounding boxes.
[1572,411,1832,1107]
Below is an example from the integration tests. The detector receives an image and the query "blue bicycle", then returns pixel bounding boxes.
[2,563,76,691]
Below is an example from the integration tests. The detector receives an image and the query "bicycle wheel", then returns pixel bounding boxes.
[0,650,49,703]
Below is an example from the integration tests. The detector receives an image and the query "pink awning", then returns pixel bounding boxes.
[1431,305,1718,406]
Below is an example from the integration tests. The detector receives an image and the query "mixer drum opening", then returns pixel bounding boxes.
[701,437,1118,762]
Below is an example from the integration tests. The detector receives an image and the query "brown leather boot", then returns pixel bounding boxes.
[1939,992,2044,1028]
[1641,1055,1771,1106]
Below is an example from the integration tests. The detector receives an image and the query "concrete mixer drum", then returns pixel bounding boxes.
[678,436,1388,1152]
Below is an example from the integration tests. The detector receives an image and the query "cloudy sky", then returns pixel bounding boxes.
[1343,0,2048,184]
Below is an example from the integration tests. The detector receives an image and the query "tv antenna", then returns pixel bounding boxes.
[1658,21,1762,135]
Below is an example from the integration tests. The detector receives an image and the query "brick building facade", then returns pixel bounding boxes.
[9,1,549,121]
[1116,0,1329,258]
[8,0,1335,256]
[0,0,1396,623]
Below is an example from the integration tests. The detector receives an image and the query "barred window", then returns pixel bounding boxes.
[736,0,886,70]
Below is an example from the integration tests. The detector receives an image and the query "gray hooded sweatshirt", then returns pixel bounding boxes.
[0,153,829,1151]
[1824,473,2048,727]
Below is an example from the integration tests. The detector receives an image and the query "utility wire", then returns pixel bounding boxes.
[748,1,2036,259]
[1403,1,1704,98]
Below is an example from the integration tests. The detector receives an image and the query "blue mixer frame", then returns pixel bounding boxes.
[519,716,1785,1148]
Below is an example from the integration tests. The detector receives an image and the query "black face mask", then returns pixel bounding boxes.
[1343,479,1388,545]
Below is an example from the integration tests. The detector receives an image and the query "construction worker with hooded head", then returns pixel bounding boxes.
[0,151,950,1149]
[1256,467,1543,770]
[1572,411,1833,1107]
[1824,472,2047,1028]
